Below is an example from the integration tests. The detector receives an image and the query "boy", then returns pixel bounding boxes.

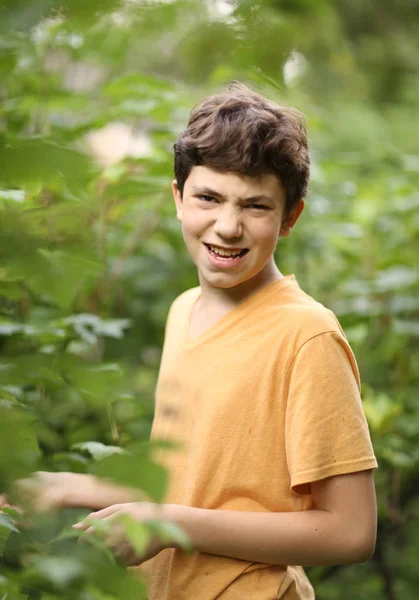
[13,83,378,599]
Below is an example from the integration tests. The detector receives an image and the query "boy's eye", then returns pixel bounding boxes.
[248,204,270,210]
[198,195,215,202]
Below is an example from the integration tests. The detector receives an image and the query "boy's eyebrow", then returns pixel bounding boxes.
[190,186,224,198]
[190,186,274,203]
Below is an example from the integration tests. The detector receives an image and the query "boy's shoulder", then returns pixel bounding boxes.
[259,276,344,341]
[262,280,357,377]
[165,286,200,323]
[170,286,200,310]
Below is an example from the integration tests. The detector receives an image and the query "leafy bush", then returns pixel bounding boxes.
[1,1,418,598]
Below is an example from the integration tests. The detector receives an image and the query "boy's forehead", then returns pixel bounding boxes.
[185,166,284,199]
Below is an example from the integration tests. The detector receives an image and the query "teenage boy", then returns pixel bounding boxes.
[11,83,377,600]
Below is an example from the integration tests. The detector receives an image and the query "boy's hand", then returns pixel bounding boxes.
[73,503,170,565]
[14,471,95,512]
[0,493,22,515]
[0,493,25,528]
[0,494,12,509]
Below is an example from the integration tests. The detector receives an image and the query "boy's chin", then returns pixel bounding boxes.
[199,272,253,290]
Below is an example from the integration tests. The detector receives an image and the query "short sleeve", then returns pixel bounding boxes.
[285,331,378,494]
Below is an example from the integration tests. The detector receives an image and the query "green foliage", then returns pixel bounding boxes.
[0,0,418,598]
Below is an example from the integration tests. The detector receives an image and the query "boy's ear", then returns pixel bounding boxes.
[172,180,183,221]
[279,199,304,238]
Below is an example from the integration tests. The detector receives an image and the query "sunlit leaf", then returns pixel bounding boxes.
[363,393,402,434]
[23,555,86,589]
[93,453,167,502]
[72,441,126,460]
[375,266,418,292]
[0,189,25,203]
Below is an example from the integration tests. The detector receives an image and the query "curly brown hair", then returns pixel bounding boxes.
[174,82,310,215]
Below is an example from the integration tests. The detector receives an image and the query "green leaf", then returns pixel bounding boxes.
[117,514,152,556]
[0,527,10,557]
[0,506,21,521]
[23,555,86,589]
[0,139,92,189]
[0,189,25,203]
[0,406,40,485]
[363,393,402,434]
[72,441,126,460]
[59,314,131,344]
[31,249,103,309]
[0,319,32,336]
[0,386,22,402]
[381,449,416,469]
[393,319,419,337]
[0,0,122,33]
[0,43,18,77]
[147,519,192,552]
[93,453,167,502]
[0,512,19,556]
[76,530,117,565]
[0,512,19,534]
[375,266,418,292]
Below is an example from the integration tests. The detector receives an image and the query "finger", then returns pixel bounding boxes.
[83,526,96,536]
[91,504,125,518]
[72,515,105,530]
[76,520,138,566]
[76,525,103,544]
[0,494,11,508]
[77,522,121,549]
[73,509,104,530]
[0,498,24,515]
[73,506,123,529]
[77,528,93,545]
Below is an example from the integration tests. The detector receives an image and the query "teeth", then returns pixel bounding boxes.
[208,245,243,257]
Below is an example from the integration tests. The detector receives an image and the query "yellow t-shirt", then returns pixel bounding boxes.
[145,275,377,600]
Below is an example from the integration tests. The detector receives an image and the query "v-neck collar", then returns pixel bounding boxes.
[185,274,296,348]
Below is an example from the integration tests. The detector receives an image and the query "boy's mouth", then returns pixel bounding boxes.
[204,243,249,259]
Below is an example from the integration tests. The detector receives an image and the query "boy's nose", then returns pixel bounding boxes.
[213,208,243,239]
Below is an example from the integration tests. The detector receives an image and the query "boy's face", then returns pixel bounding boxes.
[172,166,303,294]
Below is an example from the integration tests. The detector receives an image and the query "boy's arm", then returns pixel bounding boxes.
[166,469,376,566]
[15,472,143,512]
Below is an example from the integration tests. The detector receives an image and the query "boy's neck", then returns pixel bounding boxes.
[198,259,284,310]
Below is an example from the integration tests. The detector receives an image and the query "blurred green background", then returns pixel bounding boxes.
[0,1,418,598]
